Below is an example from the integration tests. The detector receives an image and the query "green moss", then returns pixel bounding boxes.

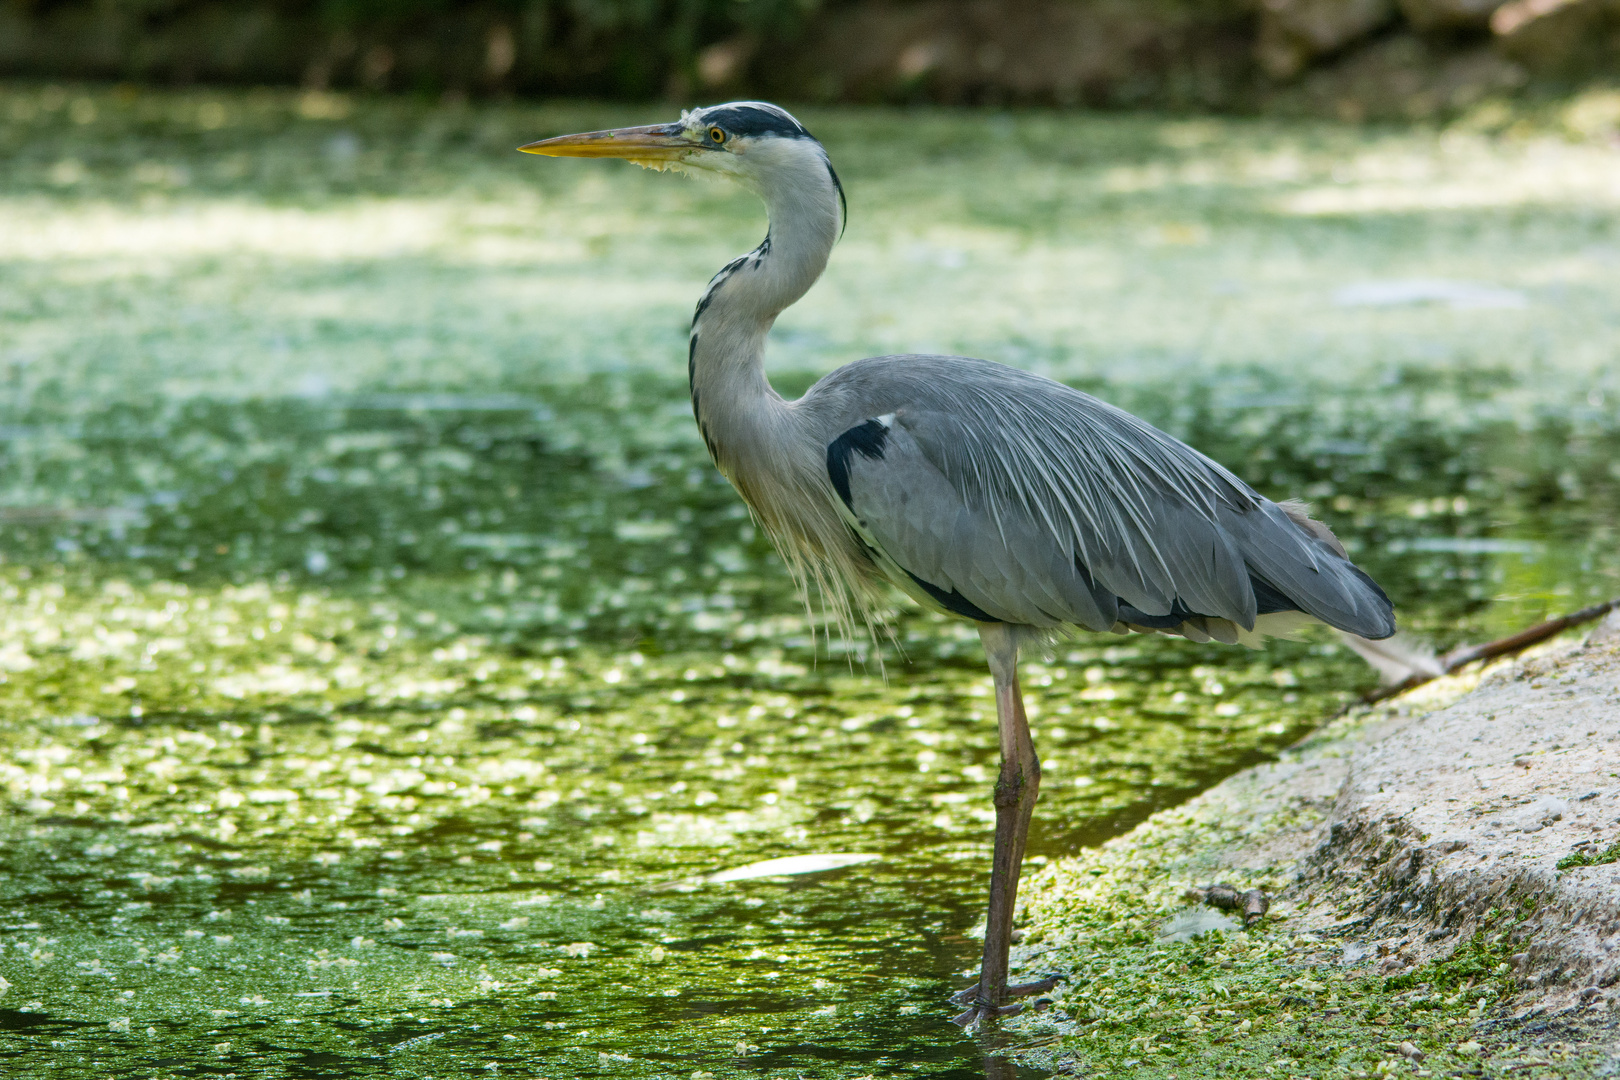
[1557,841,1620,871]
[1018,807,1607,1076]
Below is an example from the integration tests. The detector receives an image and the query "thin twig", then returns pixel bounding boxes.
[1361,597,1620,706]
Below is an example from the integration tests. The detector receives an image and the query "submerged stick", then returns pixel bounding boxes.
[1361,597,1620,706]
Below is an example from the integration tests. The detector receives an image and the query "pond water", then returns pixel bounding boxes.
[0,85,1616,1078]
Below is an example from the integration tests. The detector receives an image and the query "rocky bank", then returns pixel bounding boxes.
[1009,614,1620,1073]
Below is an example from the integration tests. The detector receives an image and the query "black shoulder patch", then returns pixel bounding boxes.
[700,103,811,140]
[826,418,890,509]
[907,571,996,622]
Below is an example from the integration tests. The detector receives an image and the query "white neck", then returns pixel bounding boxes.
[687,137,842,470]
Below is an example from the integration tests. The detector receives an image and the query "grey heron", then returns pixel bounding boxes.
[520,102,1396,1028]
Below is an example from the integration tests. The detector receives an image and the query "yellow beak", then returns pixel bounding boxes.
[517,123,697,168]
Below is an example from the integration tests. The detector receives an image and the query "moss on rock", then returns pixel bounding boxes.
[1012,632,1620,1075]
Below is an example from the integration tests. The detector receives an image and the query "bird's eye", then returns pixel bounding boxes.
[709,127,727,145]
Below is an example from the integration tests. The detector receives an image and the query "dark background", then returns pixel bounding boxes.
[2,0,1615,114]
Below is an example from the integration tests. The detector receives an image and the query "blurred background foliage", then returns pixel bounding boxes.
[3,0,1618,113]
[7,0,816,101]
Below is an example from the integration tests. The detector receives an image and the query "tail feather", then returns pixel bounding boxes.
[1223,501,1396,640]
[1338,631,1443,685]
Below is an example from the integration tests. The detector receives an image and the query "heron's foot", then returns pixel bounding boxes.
[949,998,1025,1029]
[948,974,1063,1008]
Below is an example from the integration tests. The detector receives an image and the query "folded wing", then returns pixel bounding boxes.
[821,362,1394,643]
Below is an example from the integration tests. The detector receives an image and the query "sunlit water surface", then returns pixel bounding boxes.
[0,85,1617,1077]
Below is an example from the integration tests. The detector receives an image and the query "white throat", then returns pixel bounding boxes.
[686,136,842,469]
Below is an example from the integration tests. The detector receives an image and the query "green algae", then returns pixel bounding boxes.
[1556,840,1620,871]
[0,574,1367,1077]
[0,82,1618,1076]
[1004,921,1550,1079]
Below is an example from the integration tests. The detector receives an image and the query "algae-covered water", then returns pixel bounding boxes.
[0,83,1617,1078]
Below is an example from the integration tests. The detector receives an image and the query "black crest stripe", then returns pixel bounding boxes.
[700,104,809,140]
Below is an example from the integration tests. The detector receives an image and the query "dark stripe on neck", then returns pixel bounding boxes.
[692,253,751,325]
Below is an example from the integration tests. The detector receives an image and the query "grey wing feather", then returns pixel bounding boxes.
[1220,500,1392,635]
[812,356,1396,641]
[837,417,1117,628]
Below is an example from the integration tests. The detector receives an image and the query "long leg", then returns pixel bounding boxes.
[951,623,1053,1027]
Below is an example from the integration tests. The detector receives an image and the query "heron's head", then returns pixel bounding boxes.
[520,102,843,223]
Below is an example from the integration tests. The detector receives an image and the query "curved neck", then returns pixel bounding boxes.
[688,138,842,468]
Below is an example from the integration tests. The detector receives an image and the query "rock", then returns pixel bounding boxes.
[1256,0,1398,79]
[1187,882,1271,925]
[1192,882,1244,909]
[1031,632,1620,1022]
[1398,0,1507,28]
[1588,608,1620,646]
[1491,0,1620,77]
[768,0,1255,108]
[1398,1041,1425,1062]
[1266,33,1526,119]
[695,36,758,90]
[1517,796,1567,832]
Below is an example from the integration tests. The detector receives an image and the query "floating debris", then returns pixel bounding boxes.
[1159,906,1240,941]
[1332,279,1527,310]
[705,853,881,884]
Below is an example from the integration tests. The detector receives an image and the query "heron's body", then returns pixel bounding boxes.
[522,102,1396,1027]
